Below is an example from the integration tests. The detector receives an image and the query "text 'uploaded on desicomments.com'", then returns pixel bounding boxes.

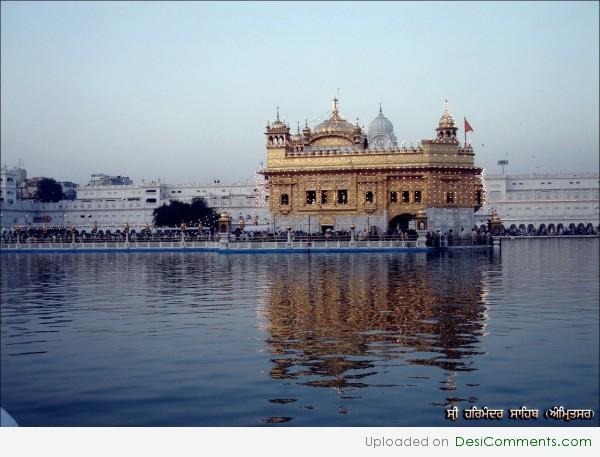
[364,435,593,449]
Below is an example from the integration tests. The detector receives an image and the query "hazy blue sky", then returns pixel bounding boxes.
[1,1,598,185]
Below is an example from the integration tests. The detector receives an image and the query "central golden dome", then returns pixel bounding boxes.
[313,98,355,135]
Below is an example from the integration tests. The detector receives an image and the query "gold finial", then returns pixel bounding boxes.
[276,106,280,121]
[444,99,449,113]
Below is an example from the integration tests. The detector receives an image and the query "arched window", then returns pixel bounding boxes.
[390,191,397,203]
[280,194,289,205]
[365,191,374,203]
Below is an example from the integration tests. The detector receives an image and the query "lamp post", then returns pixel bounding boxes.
[497,160,509,175]
[350,223,356,246]
[70,224,76,246]
[286,224,292,246]
[124,223,130,246]
[180,222,186,245]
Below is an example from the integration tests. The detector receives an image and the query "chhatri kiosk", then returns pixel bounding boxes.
[261,98,484,234]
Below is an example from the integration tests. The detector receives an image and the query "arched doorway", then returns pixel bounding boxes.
[388,213,414,233]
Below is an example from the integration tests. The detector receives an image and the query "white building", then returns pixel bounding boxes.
[0,165,18,206]
[166,181,269,226]
[67,179,167,226]
[0,166,270,229]
[476,173,599,233]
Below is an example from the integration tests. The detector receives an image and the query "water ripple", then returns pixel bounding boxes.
[1,241,598,426]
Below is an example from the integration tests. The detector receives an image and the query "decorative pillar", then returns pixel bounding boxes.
[491,210,502,249]
[218,211,231,248]
[415,209,428,247]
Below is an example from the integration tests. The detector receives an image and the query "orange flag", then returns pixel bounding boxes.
[464,117,473,133]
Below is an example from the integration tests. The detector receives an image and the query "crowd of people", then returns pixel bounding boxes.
[1,223,597,245]
[0,226,422,244]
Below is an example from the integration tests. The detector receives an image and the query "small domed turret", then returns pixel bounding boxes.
[271,106,285,128]
[438,103,456,128]
[302,119,311,137]
[352,118,362,135]
[435,100,458,142]
[293,122,303,142]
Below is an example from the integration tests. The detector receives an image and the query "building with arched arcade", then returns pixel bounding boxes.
[261,98,484,234]
[476,173,599,235]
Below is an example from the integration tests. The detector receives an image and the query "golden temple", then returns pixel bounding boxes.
[262,98,484,234]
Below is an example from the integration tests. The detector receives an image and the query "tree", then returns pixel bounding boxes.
[35,178,65,202]
[153,198,219,228]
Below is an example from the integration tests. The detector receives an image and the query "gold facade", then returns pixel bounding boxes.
[262,100,484,231]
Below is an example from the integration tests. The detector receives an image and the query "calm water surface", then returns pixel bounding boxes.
[1,239,598,426]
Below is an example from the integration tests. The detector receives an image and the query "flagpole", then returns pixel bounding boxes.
[464,117,466,146]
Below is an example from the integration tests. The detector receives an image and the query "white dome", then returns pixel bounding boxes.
[368,106,397,149]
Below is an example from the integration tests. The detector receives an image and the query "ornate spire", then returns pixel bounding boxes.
[379,101,382,114]
[330,96,343,121]
[276,106,280,122]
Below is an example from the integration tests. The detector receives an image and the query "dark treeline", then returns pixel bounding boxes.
[153,199,219,228]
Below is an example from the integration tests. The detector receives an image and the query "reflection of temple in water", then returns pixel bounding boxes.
[263,251,495,392]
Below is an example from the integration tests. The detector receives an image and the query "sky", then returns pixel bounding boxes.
[1,1,598,185]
